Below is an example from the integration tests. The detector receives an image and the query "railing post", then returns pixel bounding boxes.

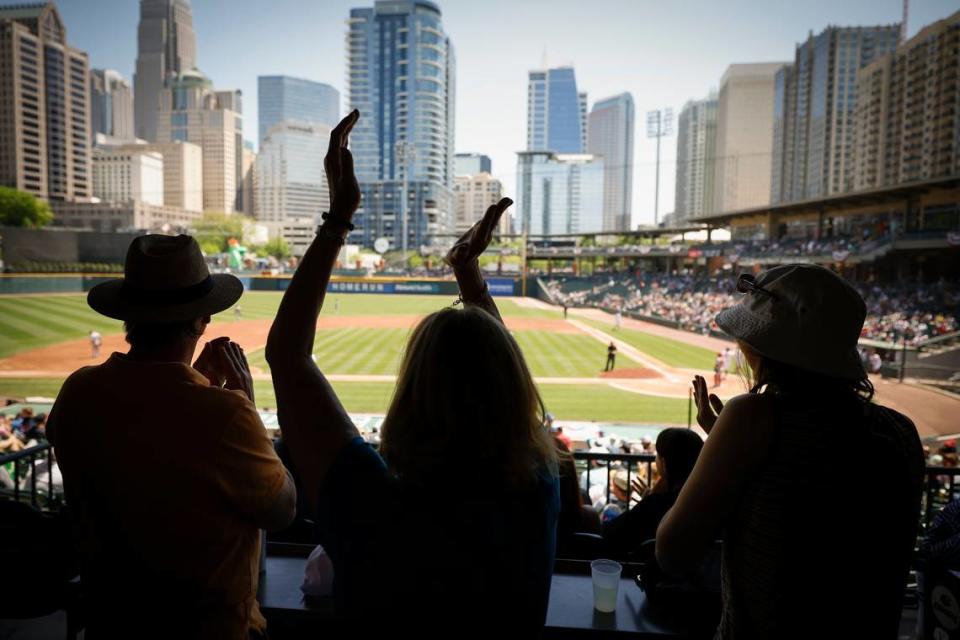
[47,446,53,503]
[606,458,612,506]
[30,454,37,508]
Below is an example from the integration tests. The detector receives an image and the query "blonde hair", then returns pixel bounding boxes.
[379,306,557,487]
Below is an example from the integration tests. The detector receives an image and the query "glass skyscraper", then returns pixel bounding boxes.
[771,24,901,203]
[346,0,456,249]
[254,121,331,224]
[516,151,605,235]
[257,76,339,145]
[588,93,635,231]
[527,67,586,154]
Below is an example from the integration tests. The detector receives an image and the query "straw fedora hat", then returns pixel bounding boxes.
[715,264,866,380]
[87,235,243,323]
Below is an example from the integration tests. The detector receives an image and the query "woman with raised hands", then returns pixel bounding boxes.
[266,110,559,630]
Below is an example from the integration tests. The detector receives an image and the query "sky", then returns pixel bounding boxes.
[55,0,957,228]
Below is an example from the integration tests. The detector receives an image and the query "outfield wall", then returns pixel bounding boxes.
[0,274,522,297]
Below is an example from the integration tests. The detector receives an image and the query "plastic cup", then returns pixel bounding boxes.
[591,559,622,613]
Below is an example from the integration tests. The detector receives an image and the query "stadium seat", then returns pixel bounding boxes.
[0,501,83,637]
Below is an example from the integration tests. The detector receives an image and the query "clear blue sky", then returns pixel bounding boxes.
[55,0,957,227]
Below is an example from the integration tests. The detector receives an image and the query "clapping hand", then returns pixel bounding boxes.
[445,197,512,271]
[692,374,724,433]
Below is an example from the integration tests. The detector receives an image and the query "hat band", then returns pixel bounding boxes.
[120,276,215,306]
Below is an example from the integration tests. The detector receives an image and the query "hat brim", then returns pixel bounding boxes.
[716,303,866,381]
[87,274,244,323]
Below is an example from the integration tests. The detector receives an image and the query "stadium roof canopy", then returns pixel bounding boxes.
[432,225,715,240]
[690,175,960,227]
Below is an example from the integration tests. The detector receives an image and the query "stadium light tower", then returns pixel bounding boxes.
[646,108,674,227]
[395,140,417,257]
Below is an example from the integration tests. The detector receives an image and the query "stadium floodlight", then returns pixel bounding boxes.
[646,108,674,227]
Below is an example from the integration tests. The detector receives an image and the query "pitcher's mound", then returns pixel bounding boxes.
[600,368,661,379]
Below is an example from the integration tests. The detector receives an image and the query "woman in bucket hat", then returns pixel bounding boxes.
[656,264,924,639]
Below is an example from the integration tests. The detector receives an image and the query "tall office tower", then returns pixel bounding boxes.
[578,91,588,153]
[854,11,960,190]
[214,89,247,213]
[454,152,491,176]
[155,69,240,213]
[90,69,134,143]
[0,2,91,202]
[257,75,339,144]
[674,94,717,224]
[346,0,456,248]
[712,62,785,214]
[526,66,585,153]
[771,24,901,203]
[134,0,197,142]
[254,121,331,224]
[588,93,635,231]
[453,173,504,234]
[515,151,605,235]
[241,142,255,218]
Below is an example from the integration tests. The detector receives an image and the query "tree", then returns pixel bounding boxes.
[0,186,53,228]
[190,211,252,253]
[262,237,291,260]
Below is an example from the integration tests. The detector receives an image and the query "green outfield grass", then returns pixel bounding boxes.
[580,316,719,371]
[0,293,707,424]
[247,327,639,378]
[0,377,690,424]
[0,292,560,358]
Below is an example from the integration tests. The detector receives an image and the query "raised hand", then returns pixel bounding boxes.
[445,197,512,271]
[324,109,361,219]
[692,374,724,434]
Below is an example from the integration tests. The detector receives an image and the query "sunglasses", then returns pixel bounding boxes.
[736,273,779,300]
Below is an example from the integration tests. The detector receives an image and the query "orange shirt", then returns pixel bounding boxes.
[47,353,286,639]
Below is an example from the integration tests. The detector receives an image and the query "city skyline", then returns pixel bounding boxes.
[37,0,960,226]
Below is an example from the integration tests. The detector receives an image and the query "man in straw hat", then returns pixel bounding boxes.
[46,234,296,639]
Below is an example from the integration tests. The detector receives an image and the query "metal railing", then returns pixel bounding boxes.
[573,450,657,508]
[573,452,960,534]
[0,443,57,509]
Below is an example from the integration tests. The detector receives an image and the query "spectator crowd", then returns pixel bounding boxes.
[546,273,959,346]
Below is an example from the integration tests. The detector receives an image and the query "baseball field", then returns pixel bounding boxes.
[0,291,742,426]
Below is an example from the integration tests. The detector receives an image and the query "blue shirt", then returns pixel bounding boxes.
[315,437,560,628]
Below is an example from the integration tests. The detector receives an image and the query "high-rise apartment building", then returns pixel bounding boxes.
[257,75,339,145]
[712,62,785,214]
[854,11,960,190]
[516,151,604,235]
[771,24,901,203]
[674,95,717,223]
[453,172,504,234]
[134,0,197,142]
[527,66,585,153]
[346,0,456,248]
[0,2,91,202]
[587,93,634,231]
[155,69,241,213]
[90,68,134,143]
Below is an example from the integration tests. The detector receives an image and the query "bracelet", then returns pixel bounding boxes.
[453,281,489,307]
[315,225,347,245]
[320,211,355,232]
